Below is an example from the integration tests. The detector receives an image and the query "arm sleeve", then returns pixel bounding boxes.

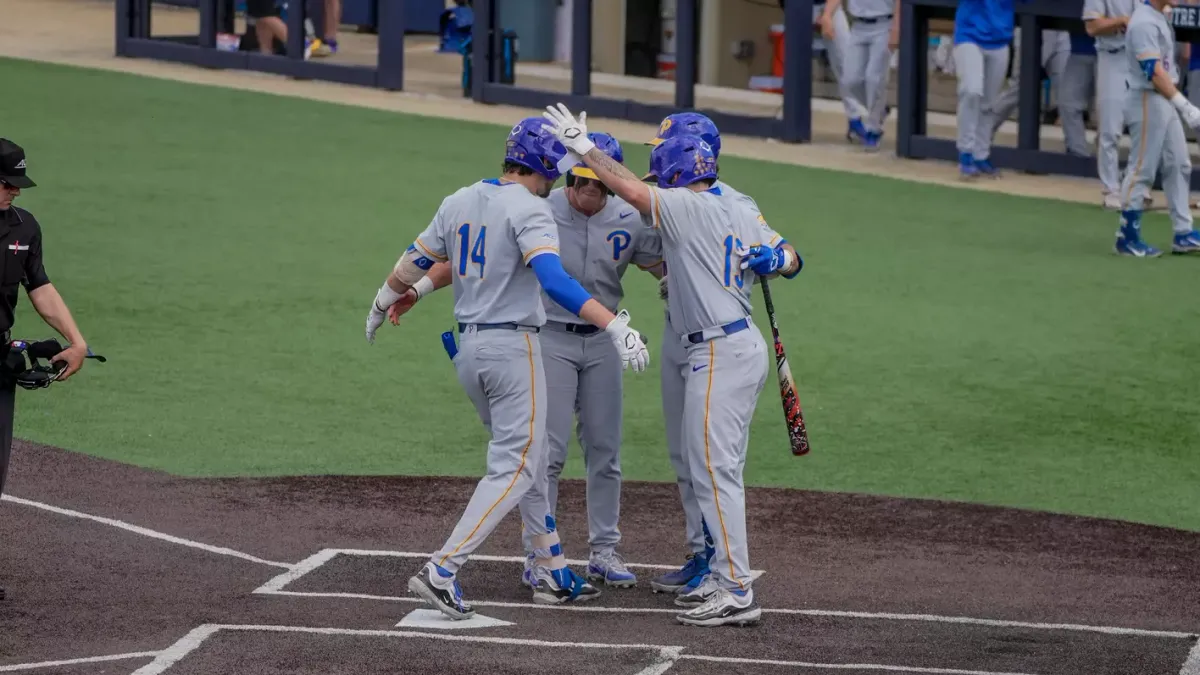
[21,224,50,292]
[530,253,593,316]
[412,201,449,262]
[631,228,664,269]
[514,203,561,264]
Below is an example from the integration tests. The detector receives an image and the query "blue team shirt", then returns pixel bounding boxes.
[954,0,1030,49]
[1191,42,1200,71]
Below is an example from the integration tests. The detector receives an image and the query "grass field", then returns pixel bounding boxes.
[2,57,1198,531]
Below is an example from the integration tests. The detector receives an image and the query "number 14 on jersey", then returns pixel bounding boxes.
[457,223,487,278]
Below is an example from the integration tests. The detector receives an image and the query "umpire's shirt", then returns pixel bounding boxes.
[0,206,51,336]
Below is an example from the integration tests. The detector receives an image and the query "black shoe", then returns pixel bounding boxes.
[407,562,474,620]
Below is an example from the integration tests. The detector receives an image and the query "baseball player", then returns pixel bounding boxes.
[1112,0,1200,256]
[821,0,897,150]
[1085,0,1138,208]
[984,31,1092,158]
[636,113,801,610]
[816,0,871,142]
[953,0,1030,179]
[384,133,663,589]
[364,117,651,620]
[543,103,802,627]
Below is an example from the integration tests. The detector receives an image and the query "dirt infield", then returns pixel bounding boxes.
[0,440,1196,675]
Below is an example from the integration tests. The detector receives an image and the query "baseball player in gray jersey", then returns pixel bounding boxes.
[638,113,800,610]
[364,117,652,620]
[952,0,1023,179]
[385,133,663,589]
[1085,0,1139,208]
[1112,0,1200,256]
[543,103,802,627]
[817,0,870,141]
[822,0,897,150]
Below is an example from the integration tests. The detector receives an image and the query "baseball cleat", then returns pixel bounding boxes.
[650,553,710,593]
[863,131,882,152]
[847,118,868,144]
[1115,212,1162,258]
[530,565,601,605]
[974,158,1000,178]
[1102,194,1122,210]
[958,152,978,180]
[587,550,637,588]
[309,38,338,57]
[677,588,761,627]
[407,562,475,620]
[521,553,535,589]
[674,573,718,608]
[1171,230,1200,254]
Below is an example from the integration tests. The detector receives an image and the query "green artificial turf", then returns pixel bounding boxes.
[1,58,1198,531]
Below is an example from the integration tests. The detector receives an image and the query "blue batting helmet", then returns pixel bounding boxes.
[646,134,717,189]
[647,112,722,157]
[505,117,569,181]
[569,132,623,180]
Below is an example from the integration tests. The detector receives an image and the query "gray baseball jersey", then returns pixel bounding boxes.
[649,182,771,593]
[419,178,562,577]
[522,187,662,562]
[542,188,662,323]
[1083,0,1136,53]
[414,179,560,327]
[1126,3,1177,91]
[848,0,892,19]
[659,180,783,561]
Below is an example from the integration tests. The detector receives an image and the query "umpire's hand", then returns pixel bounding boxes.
[51,343,87,381]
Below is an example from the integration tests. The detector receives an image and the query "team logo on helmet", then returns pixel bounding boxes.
[659,119,673,136]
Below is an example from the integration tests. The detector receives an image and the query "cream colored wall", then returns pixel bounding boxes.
[710,0,782,89]
[591,0,626,74]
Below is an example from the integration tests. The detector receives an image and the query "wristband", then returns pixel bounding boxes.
[412,275,435,300]
[1171,92,1189,112]
[374,283,404,312]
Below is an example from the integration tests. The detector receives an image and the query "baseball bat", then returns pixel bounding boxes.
[759,278,810,456]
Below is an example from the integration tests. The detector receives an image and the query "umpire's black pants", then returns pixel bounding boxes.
[0,377,15,495]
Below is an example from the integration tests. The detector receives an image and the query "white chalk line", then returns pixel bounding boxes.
[253,549,340,593]
[0,651,162,672]
[634,647,683,675]
[258,589,1198,641]
[130,625,221,675]
[679,654,1043,675]
[1179,638,1200,675]
[2,495,293,570]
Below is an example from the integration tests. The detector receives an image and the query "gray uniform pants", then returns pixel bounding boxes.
[1097,49,1129,196]
[431,327,552,573]
[820,5,865,120]
[844,18,893,133]
[954,42,1010,160]
[681,324,768,593]
[1059,53,1096,157]
[661,312,706,555]
[521,324,624,556]
[1121,91,1194,234]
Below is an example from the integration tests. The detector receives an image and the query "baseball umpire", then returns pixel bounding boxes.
[0,139,90,595]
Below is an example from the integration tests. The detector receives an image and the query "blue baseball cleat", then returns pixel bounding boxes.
[1114,211,1162,258]
[587,550,637,588]
[863,131,882,152]
[974,158,1000,177]
[847,118,868,144]
[650,552,710,594]
[959,152,979,179]
[1171,230,1200,254]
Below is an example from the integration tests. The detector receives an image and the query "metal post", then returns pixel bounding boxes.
[136,0,151,39]
[115,0,131,54]
[377,0,406,90]
[571,0,593,96]
[217,0,235,35]
[896,0,929,157]
[675,0,697,109]
[199,0,217,49]
[310,0,327,42]
[471,0,494,101]
[286,0,307,60]
[781,0,813,142]
[1016,14,1041,151]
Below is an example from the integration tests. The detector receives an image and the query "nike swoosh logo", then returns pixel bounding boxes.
[619,212,634,219]
[692,364,707,372]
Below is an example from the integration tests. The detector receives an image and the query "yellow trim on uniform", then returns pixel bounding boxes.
[522,246,559,264]
[438,334,537,567]
[702,340,745,592]
[767,233,781,247]
[1081,12,1103,19]
[650,187,663,229]
[1136,51,1160,60]
[635,259,664,271]
[1121,92,1151,207]
[414,238,448,262]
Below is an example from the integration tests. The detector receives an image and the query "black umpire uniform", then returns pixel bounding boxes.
[0,140,51,496]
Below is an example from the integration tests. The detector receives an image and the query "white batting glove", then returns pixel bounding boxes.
[366,306,386,344]
[658,274,669,301]
[605,309,650,372]
[543,103,595,156]
[367,282,404,344]
[1170,93,1200,129]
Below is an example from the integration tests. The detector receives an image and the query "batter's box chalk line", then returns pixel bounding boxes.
[5,495,1198,643]
[124,623,1073,675]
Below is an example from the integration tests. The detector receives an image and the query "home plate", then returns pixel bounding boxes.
[397,608,514,630]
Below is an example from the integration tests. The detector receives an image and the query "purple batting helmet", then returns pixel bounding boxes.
[505,117,570,181]
[569,132,624,180]
[647,112,722,157]
[645,134,717,189]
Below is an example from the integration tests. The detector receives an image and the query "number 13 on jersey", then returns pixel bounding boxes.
[457,222,487,278]
[723,234,744,289]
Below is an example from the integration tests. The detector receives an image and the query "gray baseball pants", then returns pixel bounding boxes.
[954,42,1010,160]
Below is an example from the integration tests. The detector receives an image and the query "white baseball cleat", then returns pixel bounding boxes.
[674,573,718,608]
[676,587,762,627]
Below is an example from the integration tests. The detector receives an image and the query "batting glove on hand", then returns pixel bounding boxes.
[1170,93,1200,129]
[605,309,650,373]
[739,245,782,275]
[367,282,405,344]
[657,274,669,301]
[366,305,386,344]
[543,103,595,156]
